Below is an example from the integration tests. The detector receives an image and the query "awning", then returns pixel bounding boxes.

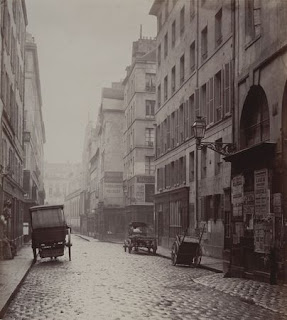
[224,142,276,163]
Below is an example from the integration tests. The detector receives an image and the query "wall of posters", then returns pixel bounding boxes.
[231,175,244,217]
[243,192,254,230]
[254,219,273,254]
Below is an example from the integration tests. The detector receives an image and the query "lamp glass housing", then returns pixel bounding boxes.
[192,116,206,140]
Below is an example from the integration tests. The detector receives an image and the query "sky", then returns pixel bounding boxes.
[25,0,157,163]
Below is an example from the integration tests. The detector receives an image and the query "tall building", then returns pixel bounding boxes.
[23,33,46,236]
[44,162,80,205]
[150,0,232,258]
[223,0,287,284]
[123,37,156,226]
[0,0,28,252]
[92,82,125,240]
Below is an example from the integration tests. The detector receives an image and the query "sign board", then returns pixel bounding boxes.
[231,175,244,217]
[137,176,155,184]
[254,220,273,254]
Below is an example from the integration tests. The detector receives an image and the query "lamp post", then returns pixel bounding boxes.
[192,116,236,233]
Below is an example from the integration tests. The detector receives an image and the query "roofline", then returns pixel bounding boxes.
[29,204,64,211]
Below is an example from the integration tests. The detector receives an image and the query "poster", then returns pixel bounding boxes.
[243,192,254,230]
[254,220,273,254]
[254,169,269,218]
[231,175,244,217]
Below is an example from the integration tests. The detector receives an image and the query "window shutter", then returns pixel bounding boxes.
[195,88,199,117]
[183,155,186,182]
[206,81,210,125]
[224,63,231,115]
[209,77,214,124]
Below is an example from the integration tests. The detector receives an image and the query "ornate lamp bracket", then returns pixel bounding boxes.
[197,141,236,156]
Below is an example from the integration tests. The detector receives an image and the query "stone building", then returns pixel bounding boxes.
[150,0,233,257]
[23,33,46,239]
[64,167,82,233]
[0,0,28,253]
[223,0,287,284]
[92,82,125,240]
[123,37,156,226]
[44,162,80,205]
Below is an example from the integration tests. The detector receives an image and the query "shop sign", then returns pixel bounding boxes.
[254,219,273,254]
[136,184,145,202]
[254,169,269,218]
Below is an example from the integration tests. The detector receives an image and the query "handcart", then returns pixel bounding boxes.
[171,225,205,267]
[29,204,72,262]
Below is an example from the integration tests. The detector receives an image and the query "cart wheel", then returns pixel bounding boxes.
[152,246,157,255]
[193,245,202,267]
[33,248,37,263]
[67,228,72,261]
[128,245,132,254]
[171,243,178,266]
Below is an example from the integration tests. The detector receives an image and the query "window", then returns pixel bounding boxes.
[157,84,161,108]
[190,0,195,18]
[245,0,261,42]
[146,100,155,116]
[189,94,195,136]
[201,147,207,179]
[215,8,222,47]
[158,44,161,66]
[214,138,222,175]
[145,156,155,175]
[171,66,176,94]
[180,6,185,35]
[179,104,184,143]
[164,75,168,101]
[180,54,185,85]
[164,33,168,58]
[208,77,214,125]
[145,128,155,147]
[224,62,231,115]
[201,26,208,62]
[190,42,195,73]
[189,151,194,182]
[145,73,155,92]
[172,20,176,47]
[215,70,222,122]
[200,84,207,119]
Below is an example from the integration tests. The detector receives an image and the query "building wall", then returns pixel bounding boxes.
[150,0,233,257]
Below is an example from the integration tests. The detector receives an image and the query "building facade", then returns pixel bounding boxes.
[123,37,156,226]
[64,167,82,233]
[23,33,46,240]
[150,0,233,257]
[0,0,28,255]
[93,83,125,240]
[223,0,287,284]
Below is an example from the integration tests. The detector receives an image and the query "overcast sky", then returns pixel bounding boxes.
[25,0,156,163]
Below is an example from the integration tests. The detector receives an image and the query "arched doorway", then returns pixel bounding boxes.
[240,85,270,149]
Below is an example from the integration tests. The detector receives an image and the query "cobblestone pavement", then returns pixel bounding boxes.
[194,274,287,316]
[3,236,287,320]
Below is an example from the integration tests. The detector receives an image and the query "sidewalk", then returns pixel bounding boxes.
[0,244,33,319]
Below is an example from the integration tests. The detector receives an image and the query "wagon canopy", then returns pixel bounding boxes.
[29,205,66,229]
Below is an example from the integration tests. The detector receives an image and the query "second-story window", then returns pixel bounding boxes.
[164,32,168,58]
[245,0,261,42]
[180,54,185,85]
[145,128,155,147]
[145,156,155,175]
[180,6,185,35]
[215,8,222,47]
[146,73,155,92]
[201,26,208,62]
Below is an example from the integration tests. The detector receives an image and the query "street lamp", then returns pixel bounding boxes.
[192,116,236,156]
[192,116,236,233]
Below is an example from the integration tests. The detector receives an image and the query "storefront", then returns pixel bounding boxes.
[154,187,189,248]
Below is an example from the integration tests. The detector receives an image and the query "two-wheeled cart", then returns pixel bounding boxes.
[171,225,205,267]
[30,205,72,262]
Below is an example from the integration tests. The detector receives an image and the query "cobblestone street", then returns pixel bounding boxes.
[3,236,287,320]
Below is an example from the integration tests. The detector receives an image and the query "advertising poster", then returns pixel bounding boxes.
[231,175,244,217]
[254,220,273,254]
[254,169,269,218]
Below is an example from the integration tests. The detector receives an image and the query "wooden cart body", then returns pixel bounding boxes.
[123,222,157,254]
[29,205,72,262]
